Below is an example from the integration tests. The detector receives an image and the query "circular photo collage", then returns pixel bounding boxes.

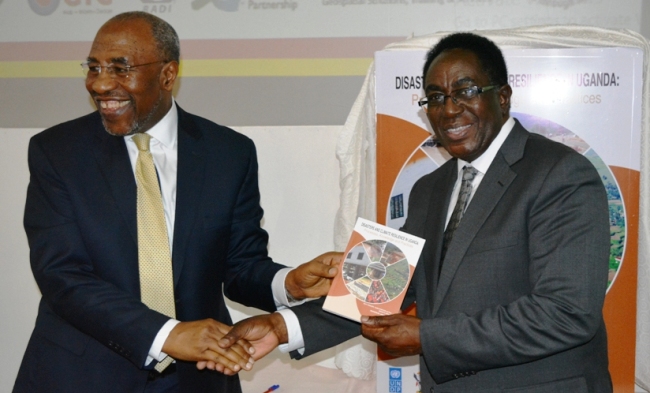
[342,240,410,304]
[387,112,626,291]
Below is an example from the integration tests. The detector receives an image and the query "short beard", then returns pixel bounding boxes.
[101,92,164,136]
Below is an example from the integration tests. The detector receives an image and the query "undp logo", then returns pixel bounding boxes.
[28,0,60,16]
[389,367,402,393]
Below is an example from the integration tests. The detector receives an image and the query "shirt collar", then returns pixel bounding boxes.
[457,116,515,175]
[125,99,178,148]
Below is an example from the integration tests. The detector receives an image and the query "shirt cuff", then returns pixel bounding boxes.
[145,319,180,366]
[276,309,305,354]
[272,267,307,308]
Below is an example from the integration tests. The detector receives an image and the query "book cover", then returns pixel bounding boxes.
[323,218,425,322]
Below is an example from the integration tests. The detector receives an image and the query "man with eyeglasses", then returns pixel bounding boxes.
[14,11,340,393]
[219,32,612,392]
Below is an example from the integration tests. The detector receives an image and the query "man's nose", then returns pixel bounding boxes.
[87,69,118,95]
[442,95,463,116]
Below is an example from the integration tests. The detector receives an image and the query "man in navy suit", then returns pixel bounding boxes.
[221,33,612,393]
[14,11,337,393]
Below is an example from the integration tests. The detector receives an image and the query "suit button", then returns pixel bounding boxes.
[454,374,459,379]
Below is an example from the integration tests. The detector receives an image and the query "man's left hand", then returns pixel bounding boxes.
[285,251,342,300]
[162,319,254,375]
[361,314,422,357]
[198,313,287,372]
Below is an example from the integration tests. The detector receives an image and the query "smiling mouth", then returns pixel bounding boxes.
[99,100,130,110]
[445,124,471,136]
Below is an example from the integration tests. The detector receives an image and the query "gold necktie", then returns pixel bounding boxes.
[133,133,175,372]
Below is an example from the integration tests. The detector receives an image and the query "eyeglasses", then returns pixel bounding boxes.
[418,85,499,111]
[81,60,166,80]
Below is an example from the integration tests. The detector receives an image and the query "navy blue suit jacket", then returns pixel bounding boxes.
[15,107,285,392]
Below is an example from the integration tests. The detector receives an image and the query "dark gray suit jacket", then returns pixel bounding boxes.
[293,120,612,393]
[15,107,285,393]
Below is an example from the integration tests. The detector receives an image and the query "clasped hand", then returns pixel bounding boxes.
[162,319,255,376]
[163,313,288,375]
[194,309,289,373]
[190,252,341,373]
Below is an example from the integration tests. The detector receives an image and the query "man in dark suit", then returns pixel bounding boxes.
[221,33,612,392]
[14,11,338,393]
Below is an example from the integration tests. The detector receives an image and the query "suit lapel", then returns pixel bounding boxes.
[422,160,457,314]
[92,117,138,245]
[171,107,206,285]
[432,122,529,316]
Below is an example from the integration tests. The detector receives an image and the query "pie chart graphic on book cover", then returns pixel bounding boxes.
[342,239,410,304]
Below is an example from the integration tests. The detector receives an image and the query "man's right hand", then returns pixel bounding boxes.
[285,251,342,300]
[196,313,288,372]
[162,319,254,375]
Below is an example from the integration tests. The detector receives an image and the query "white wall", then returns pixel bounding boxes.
[0,126,342,392]
[0,129,40,392]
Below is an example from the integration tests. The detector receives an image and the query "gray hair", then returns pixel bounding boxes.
[107,11,180,63]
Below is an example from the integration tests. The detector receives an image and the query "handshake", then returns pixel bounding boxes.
[159,252,342,375]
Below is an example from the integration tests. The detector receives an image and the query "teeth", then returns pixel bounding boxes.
[446,124,470,135]
[99,100,129,109]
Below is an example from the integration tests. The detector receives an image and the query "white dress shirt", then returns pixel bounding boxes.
[445,117,515,226]
[125,101,302,365]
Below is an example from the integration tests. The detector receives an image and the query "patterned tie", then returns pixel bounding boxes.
[440,165,478,265]
[133,133,176,373]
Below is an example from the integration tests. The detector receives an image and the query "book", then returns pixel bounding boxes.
[323,218,425,322]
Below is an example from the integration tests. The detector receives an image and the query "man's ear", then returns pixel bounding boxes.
[160,61,178,92]
[498,84,513,117]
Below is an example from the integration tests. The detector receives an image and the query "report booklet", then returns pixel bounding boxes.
[323,218,425,322]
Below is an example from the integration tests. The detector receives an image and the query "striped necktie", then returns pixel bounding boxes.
[440,165,478,265]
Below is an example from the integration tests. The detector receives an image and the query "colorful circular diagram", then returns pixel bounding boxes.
[342,240,410,304]
[386,112,625,292]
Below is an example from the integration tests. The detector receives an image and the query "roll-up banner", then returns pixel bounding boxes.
[375,47,641,393]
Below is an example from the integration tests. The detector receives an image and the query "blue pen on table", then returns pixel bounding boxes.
[262,384,280,393]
